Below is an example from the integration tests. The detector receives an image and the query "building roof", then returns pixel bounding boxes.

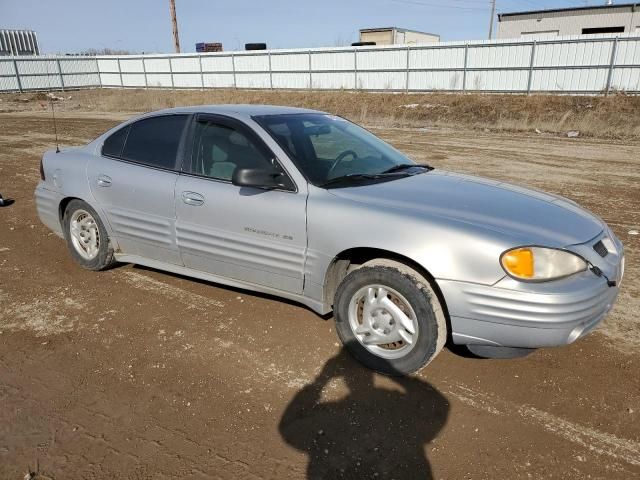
[359,27,439,37]
[498,2,639,21]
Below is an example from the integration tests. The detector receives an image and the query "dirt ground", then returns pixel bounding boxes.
[1,107,639,479]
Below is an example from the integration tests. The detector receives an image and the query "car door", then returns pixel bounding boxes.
[175,114,307,294]
[87,114,189,265]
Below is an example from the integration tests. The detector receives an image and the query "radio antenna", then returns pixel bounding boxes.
[46,56,60,153]
[49,94,60,153]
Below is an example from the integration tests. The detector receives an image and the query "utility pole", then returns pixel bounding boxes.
[488,0,496,40]
[169,0,181,53]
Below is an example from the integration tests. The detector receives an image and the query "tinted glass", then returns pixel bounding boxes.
[190,120,274,181]
[102,126,129,158]
[121,115,188,169]
[256,113,415,186]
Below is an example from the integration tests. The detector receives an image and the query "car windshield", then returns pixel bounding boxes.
[254,113,429,187]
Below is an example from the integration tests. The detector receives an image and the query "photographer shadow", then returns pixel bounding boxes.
[279,347,449,479]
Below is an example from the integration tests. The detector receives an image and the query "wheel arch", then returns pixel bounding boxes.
[322,247,451,336]
[57,196,120,251]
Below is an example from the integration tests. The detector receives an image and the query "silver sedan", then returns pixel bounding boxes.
[35,105,624,374]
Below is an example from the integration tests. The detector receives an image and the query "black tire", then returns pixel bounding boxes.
[333,260,447,375]
[245,43,267,51]
[62,199,116,271]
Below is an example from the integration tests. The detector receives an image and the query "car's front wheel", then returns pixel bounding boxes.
[333,259,447,375]
[62,199,116,271]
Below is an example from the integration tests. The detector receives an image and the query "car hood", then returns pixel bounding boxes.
[328,170,604,247]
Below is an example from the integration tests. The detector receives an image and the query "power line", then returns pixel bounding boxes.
[385,0,490,11]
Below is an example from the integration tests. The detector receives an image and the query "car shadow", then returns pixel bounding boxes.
[279,346,449,479]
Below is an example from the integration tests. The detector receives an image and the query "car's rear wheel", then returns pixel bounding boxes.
[333,259,447,375]
[62,199,116,271]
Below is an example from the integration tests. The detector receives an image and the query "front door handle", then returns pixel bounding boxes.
[97,175,112,187]
[181,191,205,206]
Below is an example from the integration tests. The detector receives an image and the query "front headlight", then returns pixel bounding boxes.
[500,246,587,281]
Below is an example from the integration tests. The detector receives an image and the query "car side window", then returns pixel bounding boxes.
[119,115,188,170]
[101,125,129,158]
[189,120,275,182]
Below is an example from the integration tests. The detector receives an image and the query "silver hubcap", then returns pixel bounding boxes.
[69,209,100,260]
[348,284,419,359]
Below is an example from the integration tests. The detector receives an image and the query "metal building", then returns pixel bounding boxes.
[0,29,40,56]
[497,3,640,39]
[359,27,439,45]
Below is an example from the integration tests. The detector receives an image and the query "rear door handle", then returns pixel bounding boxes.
[97,175,112,187]
[181,191,205,206]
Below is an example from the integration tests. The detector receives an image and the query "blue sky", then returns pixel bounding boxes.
[3,0,602,53]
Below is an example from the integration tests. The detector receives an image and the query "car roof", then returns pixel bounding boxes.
[147,104,327,118]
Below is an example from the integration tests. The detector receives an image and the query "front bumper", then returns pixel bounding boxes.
[438,226,624,349]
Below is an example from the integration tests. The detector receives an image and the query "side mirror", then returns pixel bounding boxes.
[232,167,291,190]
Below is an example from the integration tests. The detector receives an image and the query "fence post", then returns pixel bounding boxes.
[142,56,148,89]
[405,45,410,93]
[231,53,237,88]
[168,56,174,89]
[96,58,103,88]
[354,48,358,90]
[117,57,123,87]
[526,40,537,94]
[308,49,312,89]
[12,57,22,92]
[56,58,64,91]
[605,36,619,95]
[198,54,204,91]
[268,51,273,89]
[462,42,469,92]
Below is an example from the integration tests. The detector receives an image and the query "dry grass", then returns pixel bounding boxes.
[3,88,640,140]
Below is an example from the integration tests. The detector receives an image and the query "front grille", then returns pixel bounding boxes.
[593,240,608,258]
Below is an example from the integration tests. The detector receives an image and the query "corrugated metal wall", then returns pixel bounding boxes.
[1,34,639,94]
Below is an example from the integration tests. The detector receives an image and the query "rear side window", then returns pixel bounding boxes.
[101,126,129,158]
[120,115,188,169]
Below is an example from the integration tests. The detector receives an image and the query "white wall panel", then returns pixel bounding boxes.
[19,75,62,89]
[410,46,465,69]
[121,73,146,87]
[202,73,234,88]
[173,73,202,88]
[409,71,464,90]
[236,72,270,88]
[311,72,354,89]
[201,55,234,72]
[467,44,532,68]
[0,59,16,75]
[357,71,405,90]
[119,58,143,73]
[98,58,119,72]
[100,73,121,86]
[272,72,309,89]
[531,68,608,91]
[615,39,640,65]
[311,51,354,71]
[171,57,199,72]
[145,58,170,73]
[611,67,640,91]
[59,59,98,74]
[146,73,172,87]
[271,53,309,71]
[63,73,100,87]
[465,69,529,91]
[357,49,406,70]
[0,76,19,90]
[535,40,613,67]
[16,59,57,75]
[234,54,269,72]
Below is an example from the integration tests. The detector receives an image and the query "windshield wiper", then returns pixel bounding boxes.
[319,173,387,188]
[380,164,432,174]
